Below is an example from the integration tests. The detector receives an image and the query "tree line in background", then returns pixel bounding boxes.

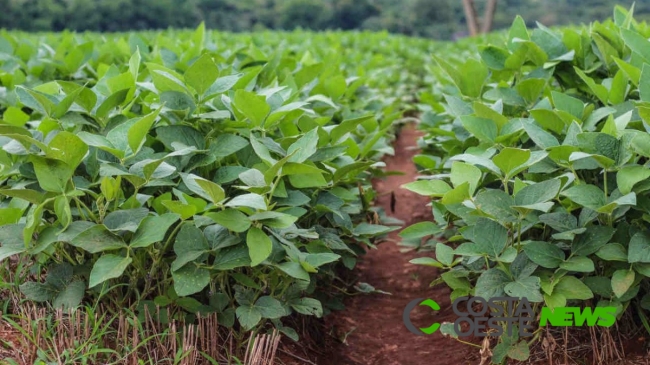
[0,0,648,39]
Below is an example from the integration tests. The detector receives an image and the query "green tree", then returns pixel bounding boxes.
[278,0,331,30]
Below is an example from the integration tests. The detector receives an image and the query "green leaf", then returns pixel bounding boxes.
[494,148,531,177]
[450,162,481,195]
[247,227,272,267]
[287,129,319,163]
[255,296,286,319]
[70,225,127,253]
[475,268,510,298]
[552,91,584,119]
[185,54,219,95]
[572,226,614,256]
[460,116,497,142]
[505,275,543,301]
[30,156,73,193]
[617,166,650,195]
[236,305,262,331]
[128,107,161,156]
[103,208,149,232]
[52,280,85,310]
[277,262,310,281]
[96,89,129,120]
[459,218,508,258]
[621,28,650,62]
[89,254,132,288]
[611,270,635,298]
[436,243,455,266]
[233,90,270,126]
[401,180,451,197]
[523,241,565,269]
[305,253,340,268]
[206,209,251,233]
[628,232,650,263]
[213,245,251,270]
[131,213,180,248]
[554,276,593,300]
[508,341,531,361]
[172,224,209,271]
[225,193,267,210]
[514,179,561,209]
[559,256,595,273]
[162,200,197,220]
[352,223,393,236]
[596,243,628,262]
[561,184,606,210]
[47,131,88,170]
[173,264,210,296]
[156,125,205,150]
[290,298,323,317]
[19,282,56,302]
[3,106,29,126]
[409,257,443,268]
[399,222,441,239]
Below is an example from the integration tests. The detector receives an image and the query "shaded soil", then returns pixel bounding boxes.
[315,124,477,365]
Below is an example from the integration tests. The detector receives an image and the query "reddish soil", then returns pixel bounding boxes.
[315,124,477,365]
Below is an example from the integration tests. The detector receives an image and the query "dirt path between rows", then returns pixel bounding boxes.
[316,124,476,365]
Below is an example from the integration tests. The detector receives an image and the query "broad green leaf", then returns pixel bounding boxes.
[30,156,72,193]
[206,209,251,233]
[401,180,451,197]
[185,54,219,95]
[172,224,209,271]
[597,243,628,262]
[617,166,650,194]
[173,264,210,296]
[514,179,561,208]
[523,241,565,269]
[290,298,323,317]
[70,225,127,253]
[255,296,286,319]
[287,129,319,163]
[553,276,593,300]
[225,193,266,210]
[494,148,531,177]
[213,245,251,270]
[475,268,510,298]
[233,90,270,126]
[508,341,531,361]
[628,232,650,263]
[247,227,272,266]
[505,276,543,302]
[559,256,595,273]
[127,107,161,155]
[561,184,606,210]
[52,280,85,310]
[409,257,443,268]
[436,243,455,266]
[277,262,310,281]
[572,226,614,256]
[131,213,180,248]
[236,305,262,331]
[399,222,441,239]
[89,254,132,288]
[460,116,497,142]
[611,270,635,298]
[450,162,481,195]
[103,208,149,232]
[162,200,197,220]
